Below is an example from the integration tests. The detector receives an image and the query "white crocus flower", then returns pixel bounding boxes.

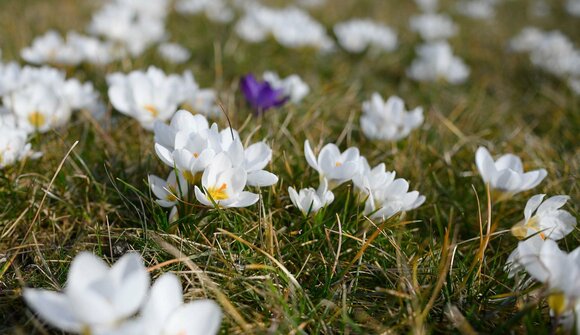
[158,43,191,64]
[194,153,259,208]
[475,146,547,199]
[218,128,278,187]
[154,110,211,156]
[364,175,426,221]
[171,132,219,184]
[263,71,310,103]
[6,83,72,133]
[352,158,396,196]
[409,14,458,41]
[518,236,580,315]
[407,41,470,84]
[0,126,41,168]
[88,2,166,57]
[23,252,150,334]
[149,171,188,208]
[116,273,222,335]
[360,93,424,142]
[183,89,221,117]
[288,178,334,215]
[107,67,186,130]
[333,19,398,53]
[511,194,577,240]
[21,30,83,66]
[304,140,363,188]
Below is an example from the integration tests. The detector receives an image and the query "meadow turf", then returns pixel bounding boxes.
[0,0,579,333]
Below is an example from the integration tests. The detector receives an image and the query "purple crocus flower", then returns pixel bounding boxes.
[240,74,288,115]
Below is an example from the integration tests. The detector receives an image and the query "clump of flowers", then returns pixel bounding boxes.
[23,252,222,334]
[360,93,424,142]
[294,140,425,221]
[509,28,580,95]
[150,110,278,218]
[235,5,335,51]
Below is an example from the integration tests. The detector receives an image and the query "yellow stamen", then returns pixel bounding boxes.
[335,162,342,167]
[193,152,199,158]
[28,111,46,128]
[143,104,159,117]
[208,183,228,201]
[183,171,200,184]
[548,293,567,316]
[165,185,178,202]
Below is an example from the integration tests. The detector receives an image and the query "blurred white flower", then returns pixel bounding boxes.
[517,236,580,315]
[263,71,310,103]
[475,146,547,198]
[107,67,190,129]
[89,2,166,57]
[288,178,334,215]
[183,89,221,117]
[509,27,545,53]
[235,5,334,51]
[5,83,72,133]
[415,0,438,12]
[24,252,150,334]
[529,31,580,78]
[21,30,84,66]
[409,14,458,41]
[158,43,191,64]
[407,41,470,84]
[149,171,189,208]
[511,194,577,241]
[21,31,117,66]
[360,93,424,142]
[569,78,580,95]
[0,126,41,168]
[333,19,397,53]
[456,0,497,19]
[304,140,363,187]
[194,153,260,208]
[566,0,580,17]
[176,0,235,23]
[117,273,222,335]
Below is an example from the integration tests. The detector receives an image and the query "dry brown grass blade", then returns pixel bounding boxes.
[1,141,79,281]
[445,304,478,335]
[217,228,302,290]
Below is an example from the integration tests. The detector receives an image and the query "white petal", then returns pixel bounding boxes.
[109,253,150,318]
[524,194,545,222]
[304,140,319,171]
[230,192,259,208]
[23,289,83,333]
[164,300,222,335]
[247,170,278,187]
[475,147,496,183]
[537,195,570,215]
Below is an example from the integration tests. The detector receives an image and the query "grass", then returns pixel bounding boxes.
[0,0,579,333]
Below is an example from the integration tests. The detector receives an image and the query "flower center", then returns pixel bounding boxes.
[143,104,159,117]
[208,183,228,201]
[548,292,567,316]
[335,161,342,167]
[193,152,199,158]
[166,185,178,202]
[511,216,544,240]
[28,111,46,128]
